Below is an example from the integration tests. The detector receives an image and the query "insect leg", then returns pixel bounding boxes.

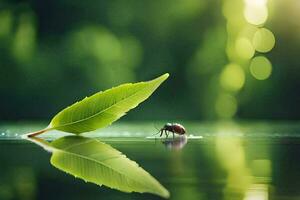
[166,131,169,138]
[172,132,175,139]
[160,130,163,137]
[151,130,160,136]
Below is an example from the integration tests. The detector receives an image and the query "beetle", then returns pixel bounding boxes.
[158,123,186,138]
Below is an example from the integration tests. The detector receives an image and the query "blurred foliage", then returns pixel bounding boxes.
[0,0,299,121]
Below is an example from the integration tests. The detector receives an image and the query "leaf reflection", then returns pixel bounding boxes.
[26,136,170,198]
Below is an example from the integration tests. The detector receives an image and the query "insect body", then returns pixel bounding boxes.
[159,123,186,138]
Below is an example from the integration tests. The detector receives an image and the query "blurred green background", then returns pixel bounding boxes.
[0,0,299,121]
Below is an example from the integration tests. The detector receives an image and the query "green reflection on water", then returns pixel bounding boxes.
[0,122,299,200]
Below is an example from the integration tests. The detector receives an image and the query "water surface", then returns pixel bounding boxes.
[0,121,299,200]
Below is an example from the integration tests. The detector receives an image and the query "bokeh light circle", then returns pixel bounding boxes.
[215,94,237,118]
[220,63,245,91]
[252,28,275,53]
[244,0,267,7]
[250,56,272,80]
[244,5,268,25]
[235,37,255,59]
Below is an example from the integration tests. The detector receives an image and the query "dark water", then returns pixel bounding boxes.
[0,121,300,200]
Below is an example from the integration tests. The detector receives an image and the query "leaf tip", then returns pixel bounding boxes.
[152,182,170,199]
[161,189,170,199]
[161,73,169,80]
[152,73,169,85]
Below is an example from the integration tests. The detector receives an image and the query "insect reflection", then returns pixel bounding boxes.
[162,135,188,150]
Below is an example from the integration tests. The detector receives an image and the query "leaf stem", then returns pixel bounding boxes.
[24,128,50,138]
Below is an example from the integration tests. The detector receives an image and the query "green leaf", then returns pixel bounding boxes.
[48,136,170,198]
[48,73,169,134]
